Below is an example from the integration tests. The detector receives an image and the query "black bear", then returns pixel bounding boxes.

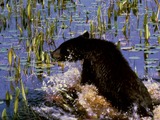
[50,31,153,117]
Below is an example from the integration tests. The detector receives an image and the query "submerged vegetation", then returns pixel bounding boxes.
[0,0,160,119]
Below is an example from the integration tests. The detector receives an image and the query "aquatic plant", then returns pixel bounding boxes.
[0,0,160,119]
[1,108,7,120]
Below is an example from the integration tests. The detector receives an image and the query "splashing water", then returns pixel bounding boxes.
[32,62,160,120]
[42,62,82,95]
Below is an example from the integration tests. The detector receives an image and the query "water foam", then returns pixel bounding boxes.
[33,62,160,120]
[42,62,82,95]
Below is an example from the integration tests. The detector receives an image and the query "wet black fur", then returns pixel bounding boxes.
[51,32,153,117]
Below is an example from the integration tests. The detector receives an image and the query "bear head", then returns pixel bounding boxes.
[50,31,89,61]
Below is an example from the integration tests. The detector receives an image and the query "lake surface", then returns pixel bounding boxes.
[0,0,160,119]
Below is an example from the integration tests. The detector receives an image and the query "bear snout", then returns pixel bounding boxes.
[50,49,61,60]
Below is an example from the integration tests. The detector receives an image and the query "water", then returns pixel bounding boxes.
[0,0,160,119]
[33,62,160,119]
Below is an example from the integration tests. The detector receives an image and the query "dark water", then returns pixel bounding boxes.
[0,0,160,119]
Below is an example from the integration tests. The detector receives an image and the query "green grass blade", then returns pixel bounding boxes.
[20,79,27,102]
[1,108,7,120]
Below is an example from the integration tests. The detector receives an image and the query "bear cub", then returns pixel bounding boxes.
[50,31,153,117]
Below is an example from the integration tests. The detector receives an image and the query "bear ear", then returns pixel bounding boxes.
[80,31,89,38]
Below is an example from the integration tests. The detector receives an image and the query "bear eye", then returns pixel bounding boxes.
[61,47,70,56]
